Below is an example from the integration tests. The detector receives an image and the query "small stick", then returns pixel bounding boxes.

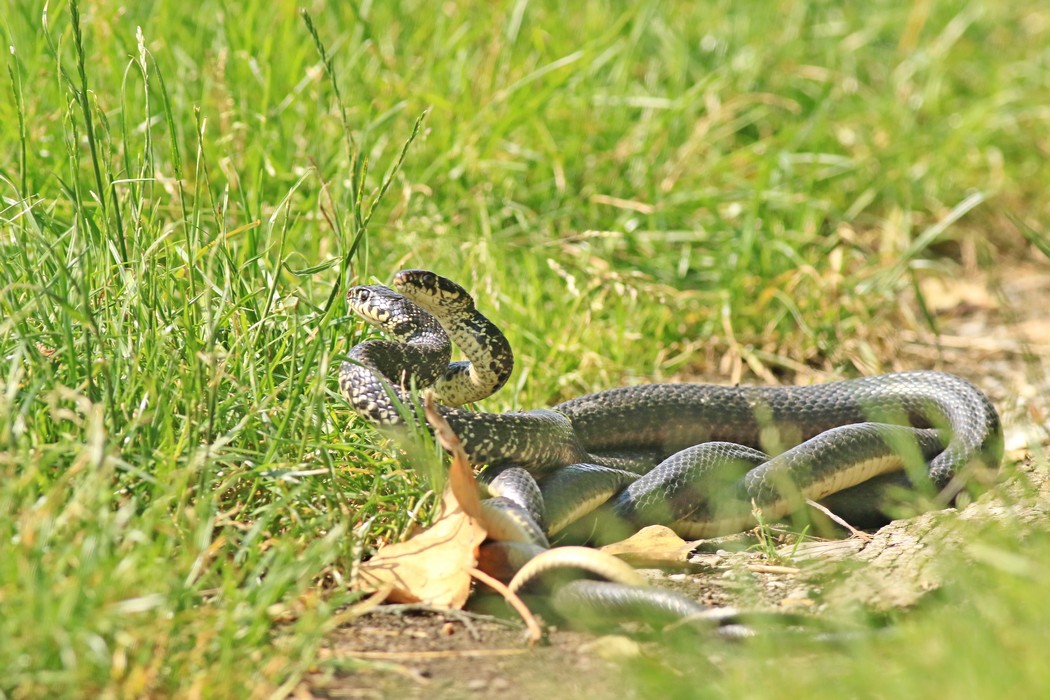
[468,566,544,646]
[746,563,801,575]
[364,603,485,641]
[346,648,531,660]
[367,603,523,632]
[806,500,873,541]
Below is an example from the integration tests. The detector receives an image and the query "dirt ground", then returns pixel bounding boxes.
[297,265,1050,700]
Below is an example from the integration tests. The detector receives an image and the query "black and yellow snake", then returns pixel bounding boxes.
[339,269,1004,629]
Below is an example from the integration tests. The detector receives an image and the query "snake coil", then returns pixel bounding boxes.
[339,269,1004,630]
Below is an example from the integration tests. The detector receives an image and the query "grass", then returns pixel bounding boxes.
[0,0,1047,697]
[629,519,1050,700]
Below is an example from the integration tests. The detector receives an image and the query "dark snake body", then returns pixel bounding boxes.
[341,272,1003,532]
[555,370,1002,490]
[339,270,1004,628]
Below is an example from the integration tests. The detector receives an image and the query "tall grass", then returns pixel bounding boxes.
[0,0,1047,696]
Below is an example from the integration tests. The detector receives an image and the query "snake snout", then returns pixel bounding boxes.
[347,284,412,323]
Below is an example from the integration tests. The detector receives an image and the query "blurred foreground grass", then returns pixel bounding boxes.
[1,0,1048,696]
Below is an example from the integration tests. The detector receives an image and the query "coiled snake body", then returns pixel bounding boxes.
[340,270,1003,628]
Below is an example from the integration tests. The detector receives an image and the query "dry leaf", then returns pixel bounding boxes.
[353,395,488,608]
[424,392,483,520]
[599,525,700,566]
[355,486,487,607]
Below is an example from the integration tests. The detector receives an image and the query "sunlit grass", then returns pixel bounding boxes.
[0,0,1047,695]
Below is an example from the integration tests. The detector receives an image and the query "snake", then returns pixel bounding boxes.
[339,269,1004,629]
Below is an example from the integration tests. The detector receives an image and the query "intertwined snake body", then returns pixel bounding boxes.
[341,270,1002,533]
[339,270,1004,626]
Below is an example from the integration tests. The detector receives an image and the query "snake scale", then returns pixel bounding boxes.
[339,269,1004,630]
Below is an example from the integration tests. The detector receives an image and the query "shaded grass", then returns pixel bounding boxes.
[627,516,1050,700]
[0,0,1048,696]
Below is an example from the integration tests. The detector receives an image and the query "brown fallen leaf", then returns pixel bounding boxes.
[599,525,700,566]
[423,392,483,521]
[352,395,547,641]
[353,394,488,608]
[354,485,487,607]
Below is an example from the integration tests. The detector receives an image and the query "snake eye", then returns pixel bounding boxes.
[357,288,371,302]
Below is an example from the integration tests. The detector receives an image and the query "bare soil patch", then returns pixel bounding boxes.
[305,611,632,700]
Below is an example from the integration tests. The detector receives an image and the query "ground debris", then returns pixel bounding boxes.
[786,460,1050,611]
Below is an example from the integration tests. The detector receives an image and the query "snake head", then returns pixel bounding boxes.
[346,283,446,342]
[393,269,476,313]
[346,284,406,328]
